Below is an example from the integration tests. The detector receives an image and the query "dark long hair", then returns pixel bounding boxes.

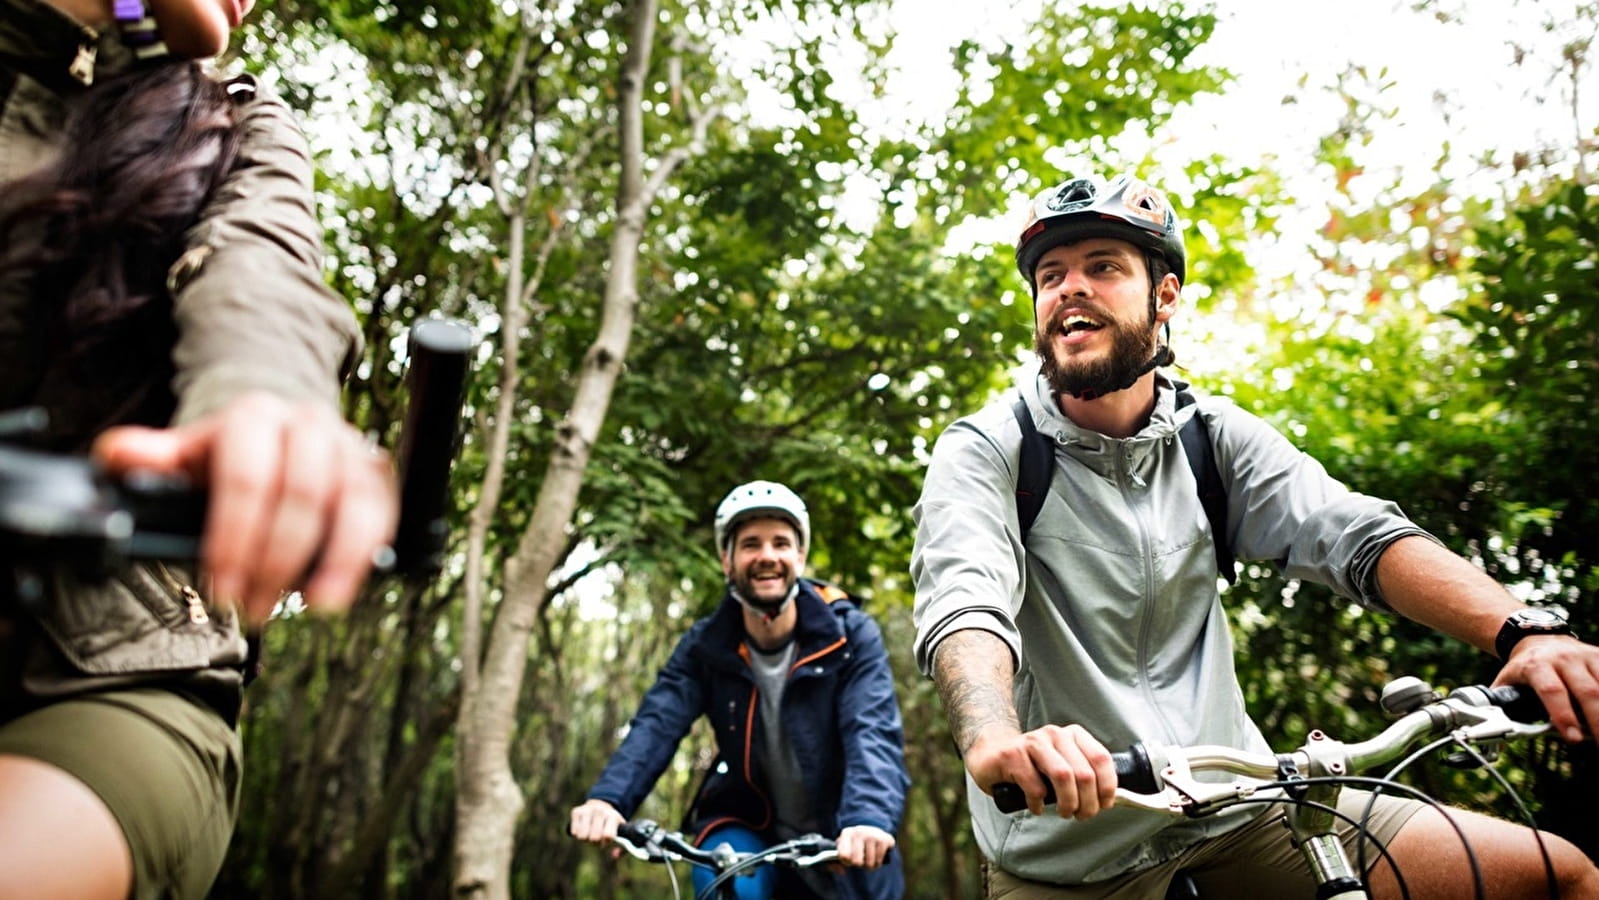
[0,59,243,443]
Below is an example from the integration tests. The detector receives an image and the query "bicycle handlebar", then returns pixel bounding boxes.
[0,318,474,581]
[613,819,839,870]
[390,318,474,576]
[991,681,1550,815]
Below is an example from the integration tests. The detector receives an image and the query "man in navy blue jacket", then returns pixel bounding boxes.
[570,480,909,899]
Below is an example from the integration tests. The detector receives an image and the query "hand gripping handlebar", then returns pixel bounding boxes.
[990,682,1550,815]
[0,318,475,584]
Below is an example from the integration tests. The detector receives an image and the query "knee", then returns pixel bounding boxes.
[1549,837,1599,895]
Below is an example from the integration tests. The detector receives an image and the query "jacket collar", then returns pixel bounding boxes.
[1,0,141,92]
[1023,360,1185,452]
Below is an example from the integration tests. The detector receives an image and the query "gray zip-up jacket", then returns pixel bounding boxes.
[910,362,1433,884]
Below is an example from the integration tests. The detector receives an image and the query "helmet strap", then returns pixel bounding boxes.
[729,580,799,622]
[1063,324,1174,401]
[112,0,170,60]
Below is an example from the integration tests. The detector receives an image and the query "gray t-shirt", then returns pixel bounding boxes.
[747,639,817,834]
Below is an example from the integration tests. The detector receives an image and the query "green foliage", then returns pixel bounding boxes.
[932,3,1227,219]
[211,0,1599,895]
[1209,171,1599,856]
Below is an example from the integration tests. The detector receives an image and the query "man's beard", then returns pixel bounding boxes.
[731,564,797,614]
[1035,301,1159,399]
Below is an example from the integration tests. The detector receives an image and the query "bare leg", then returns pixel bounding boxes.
[1370,804,1599,899]
[0,754,132,900]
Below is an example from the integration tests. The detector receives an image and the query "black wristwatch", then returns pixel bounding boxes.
[1494,607,1573,661]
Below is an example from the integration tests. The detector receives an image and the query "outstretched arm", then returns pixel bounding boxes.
[1376,535,1599,742]
[931,629,1115,819]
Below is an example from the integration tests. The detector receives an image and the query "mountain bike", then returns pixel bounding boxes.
[992,677,1561,899]
[613,818,839,900]
[0,317,473,588]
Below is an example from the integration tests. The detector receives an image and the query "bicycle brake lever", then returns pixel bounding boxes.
[612,820,666,862]
[790,848,840,868]
[1114,750,1277,818]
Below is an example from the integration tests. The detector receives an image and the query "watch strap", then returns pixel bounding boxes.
[1494,612,1573,660]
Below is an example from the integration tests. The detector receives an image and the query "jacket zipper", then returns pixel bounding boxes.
[67,26,100,86]
[181,585,210,624]
[154,562,211,625]
[1121,442,1176,744]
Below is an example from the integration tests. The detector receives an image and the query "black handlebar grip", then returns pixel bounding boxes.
[614,820,654,846]
[1486,684,1549,725]
[390,319,475,576]
[992,744,1156,813]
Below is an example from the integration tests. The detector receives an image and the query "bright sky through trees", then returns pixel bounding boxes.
[869,0,1593,244]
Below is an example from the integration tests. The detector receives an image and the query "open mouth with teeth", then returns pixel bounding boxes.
[1058,313,1105,337]
[747,567,789,589]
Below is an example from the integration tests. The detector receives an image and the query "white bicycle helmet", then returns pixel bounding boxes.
[1015,172,1185,287]
[713,480,810,554]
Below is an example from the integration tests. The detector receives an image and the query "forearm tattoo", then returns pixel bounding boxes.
[932,630,1021,755]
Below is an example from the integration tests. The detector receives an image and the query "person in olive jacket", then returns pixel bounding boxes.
[0,2,396,898]
[570,481,910,900]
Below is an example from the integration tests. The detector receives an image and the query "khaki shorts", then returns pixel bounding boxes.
[988,789,1424,899]
[0,688,242,900]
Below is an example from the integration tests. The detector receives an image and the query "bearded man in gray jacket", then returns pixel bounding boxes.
[910,171,1599,899]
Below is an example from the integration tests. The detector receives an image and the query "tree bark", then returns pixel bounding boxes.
[452,2,675,896]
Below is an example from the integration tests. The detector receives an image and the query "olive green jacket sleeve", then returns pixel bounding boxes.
[166,77,359,425]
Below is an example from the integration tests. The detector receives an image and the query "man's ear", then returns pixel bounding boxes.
[1154,273,1181,324]
[719,552,732,578]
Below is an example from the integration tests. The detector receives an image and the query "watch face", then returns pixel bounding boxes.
[1515,608,1568,627]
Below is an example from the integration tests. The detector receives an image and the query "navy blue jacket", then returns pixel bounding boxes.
[587,578,909,899]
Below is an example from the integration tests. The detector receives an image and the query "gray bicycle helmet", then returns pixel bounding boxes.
[1015,173,1185,287]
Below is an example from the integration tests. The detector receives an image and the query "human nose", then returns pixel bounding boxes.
[1057,267,1091,297]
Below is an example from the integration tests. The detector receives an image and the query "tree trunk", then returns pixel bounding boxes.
[451,3,661,897]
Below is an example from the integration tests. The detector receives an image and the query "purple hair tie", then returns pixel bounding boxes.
[112,0,169,59]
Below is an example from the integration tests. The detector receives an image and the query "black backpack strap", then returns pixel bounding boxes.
[1174,387,1236,584]
[1011,394,1052,540]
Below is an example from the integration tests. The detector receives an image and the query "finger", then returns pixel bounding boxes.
[835,830,859,866]
[1025,727,1086,817]
[298,440,396,613]
[1085,735,1118,812]
[1577,656,1599,740]
[1524,665,1580,742]
[1547,652,1599,742]
[199,407,284,618]
[91,425,208,478]
[1050,726,1110,820]
[570,808,603,843]
[243,419,338,618]
[863,835,891,868]
[1022,735,1076,816]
